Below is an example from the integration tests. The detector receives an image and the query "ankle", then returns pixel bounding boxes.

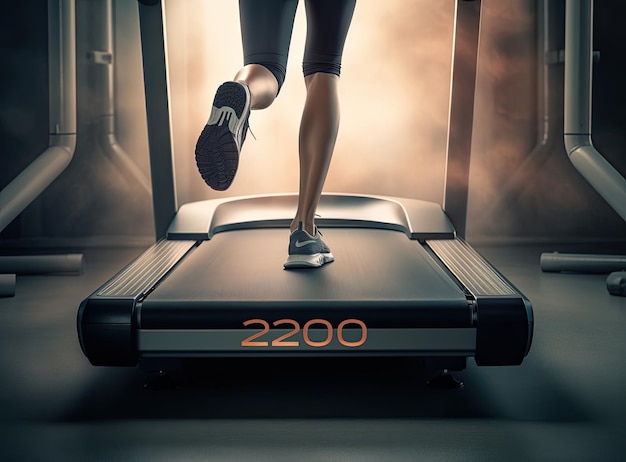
[290,220,315,235]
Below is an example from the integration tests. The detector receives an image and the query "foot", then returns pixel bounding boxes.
[284,222,334,269]
[195,81,251,191]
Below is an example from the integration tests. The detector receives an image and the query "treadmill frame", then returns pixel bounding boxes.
[78,194,533,368]
[77,0,534,372]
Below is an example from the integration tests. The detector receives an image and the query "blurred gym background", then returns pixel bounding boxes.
[2,0,625,248]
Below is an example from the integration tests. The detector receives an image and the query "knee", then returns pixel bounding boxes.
[302,62,342,79]
[303,71,339,90]
[255,62,287,94]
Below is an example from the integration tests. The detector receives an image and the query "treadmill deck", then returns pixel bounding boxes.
[141,228,470,328]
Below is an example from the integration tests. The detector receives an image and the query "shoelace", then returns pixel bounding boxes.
[247,124,256,141]
[314,214,323,236]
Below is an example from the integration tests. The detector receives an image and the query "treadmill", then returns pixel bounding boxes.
[77,0,533,376]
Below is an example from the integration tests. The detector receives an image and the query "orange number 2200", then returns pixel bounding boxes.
[241,318,367,348]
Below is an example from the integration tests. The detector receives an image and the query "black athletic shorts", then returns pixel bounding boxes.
[239,0,356,92]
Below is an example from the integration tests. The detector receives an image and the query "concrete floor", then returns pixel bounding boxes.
[1,241,625,461]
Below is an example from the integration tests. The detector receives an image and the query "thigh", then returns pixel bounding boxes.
[303,0,356,76]
[239,0,299,66]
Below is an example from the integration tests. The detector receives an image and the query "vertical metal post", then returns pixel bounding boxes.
[443,0,482,239]
[91,0,152,194]
[137,0,178,240]
[564,0,592,136]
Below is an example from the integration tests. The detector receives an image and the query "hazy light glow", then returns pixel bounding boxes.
[163,0,455,206]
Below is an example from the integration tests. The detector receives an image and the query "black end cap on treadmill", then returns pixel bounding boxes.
[474,297,530,366]
[77,298,138,367]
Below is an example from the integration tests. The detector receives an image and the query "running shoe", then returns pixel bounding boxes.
[284,222,334,269]
[195,81,251,191]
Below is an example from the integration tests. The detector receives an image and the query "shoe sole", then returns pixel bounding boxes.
[283,252,335,269]
[195,82,250,191]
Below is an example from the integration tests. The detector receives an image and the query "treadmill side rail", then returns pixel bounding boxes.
[427,238,517,296]
[96,240,196,297]
[77,239,197,366]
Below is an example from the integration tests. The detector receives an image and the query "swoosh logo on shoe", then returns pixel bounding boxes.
[295,239,317,248]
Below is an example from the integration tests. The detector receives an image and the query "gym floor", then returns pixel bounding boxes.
[1,240,625,461]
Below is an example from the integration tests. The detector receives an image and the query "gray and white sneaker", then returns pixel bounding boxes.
[284,222,334,269]
[195,81,251,191]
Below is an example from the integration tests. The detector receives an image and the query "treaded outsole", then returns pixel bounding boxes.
[195,82,249,191]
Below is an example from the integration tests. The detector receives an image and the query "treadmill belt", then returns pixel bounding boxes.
[139,228,471,329]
